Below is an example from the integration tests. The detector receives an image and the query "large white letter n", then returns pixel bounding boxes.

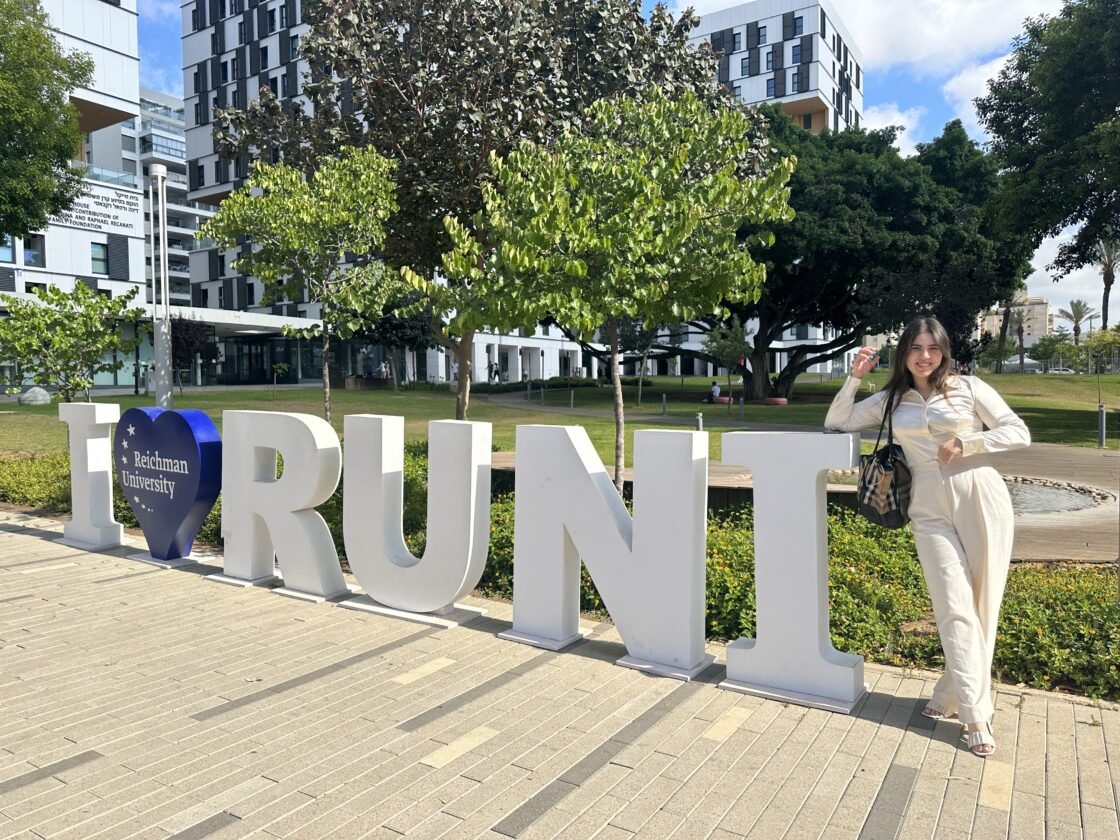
[502,426,710,680]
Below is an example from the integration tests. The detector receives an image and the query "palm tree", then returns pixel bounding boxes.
[1057,299,1099,346]
[1093,235,1120,330]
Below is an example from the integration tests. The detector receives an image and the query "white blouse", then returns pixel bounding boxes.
[824,375,1031,469]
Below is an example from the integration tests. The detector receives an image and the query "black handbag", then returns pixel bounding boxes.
[857,405,911,529]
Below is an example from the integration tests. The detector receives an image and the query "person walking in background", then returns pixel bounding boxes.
[824,316,1030,756]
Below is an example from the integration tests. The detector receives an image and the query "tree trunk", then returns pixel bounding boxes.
[995,304,1012,373]
[636,348,649,407]
[321,323,332,424]
[1074,324,1081,346]
[389,348,399,391]
[1103,266,1114,331]
[454,330,475,421]
[726,369,733,413]
[609,318,625,496]
[1018,328,1025,374]
[748,348,770,401]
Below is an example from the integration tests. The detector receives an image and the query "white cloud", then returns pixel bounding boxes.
[137,0,179,22]
[139,47,183,97]
[940,53,1009,138]
[861,102,926,156]
[670,0,1063,76]
[1026,231,1113,329]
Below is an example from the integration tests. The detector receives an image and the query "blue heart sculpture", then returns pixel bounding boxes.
[114,407,222,561]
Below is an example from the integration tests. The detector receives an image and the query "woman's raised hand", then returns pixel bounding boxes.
[851,347,879,380]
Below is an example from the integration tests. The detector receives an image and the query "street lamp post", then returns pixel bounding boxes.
[150,164,173,407]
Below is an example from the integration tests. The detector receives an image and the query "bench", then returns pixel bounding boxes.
[712,395,732,405]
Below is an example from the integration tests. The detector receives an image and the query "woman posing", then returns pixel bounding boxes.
[825,317,1030,756]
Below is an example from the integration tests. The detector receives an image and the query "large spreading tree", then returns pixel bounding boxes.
[0,0,93,238]
[976,0,1120,321]
[412,90,793,490]
[214,0,726,404]
[724,111,1029,398]
[199,146,397,423]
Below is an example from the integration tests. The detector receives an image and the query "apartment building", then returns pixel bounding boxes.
[977,294,1053,349]
[690,0,864,134]
[180,0,597,384]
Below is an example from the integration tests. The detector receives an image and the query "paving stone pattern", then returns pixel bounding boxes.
[1,511,1117,839]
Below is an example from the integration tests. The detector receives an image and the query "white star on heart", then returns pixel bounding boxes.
[133,496,139,503]
[127,424,136,436]
[121,456,127,464]
[123,441,128,449]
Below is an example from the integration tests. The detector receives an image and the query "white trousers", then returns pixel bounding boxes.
[908,460,1014,725]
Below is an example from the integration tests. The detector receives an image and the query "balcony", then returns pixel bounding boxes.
[73,160,137,189]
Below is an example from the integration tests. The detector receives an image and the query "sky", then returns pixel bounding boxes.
[135,0,1106,330]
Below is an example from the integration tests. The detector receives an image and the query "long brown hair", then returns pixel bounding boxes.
[882,316,954,414]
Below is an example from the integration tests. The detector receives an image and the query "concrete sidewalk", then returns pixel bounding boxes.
[1,511,1117,839]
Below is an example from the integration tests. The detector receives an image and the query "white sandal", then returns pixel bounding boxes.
[966,722,995,757]
[921,702,954,720]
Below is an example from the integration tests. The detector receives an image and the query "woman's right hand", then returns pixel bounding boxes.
[851,347,879,380]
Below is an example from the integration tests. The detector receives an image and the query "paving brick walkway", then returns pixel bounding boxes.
[1,511,1117,839]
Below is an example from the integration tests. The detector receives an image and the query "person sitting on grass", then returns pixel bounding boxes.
[702,381,720,403]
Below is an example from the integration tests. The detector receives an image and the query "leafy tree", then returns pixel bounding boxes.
[976,0,1120,286]
[358,297,438,391]
[215,0,725,402]
[1057,299,1098,345]
[1008,310,1027,373]
[619,318,663,407]
[1083,234,1120,329]
[0,283,144,401]
[976,334,1017,371]
[0,0,93,237]
[702,316,751,412]
[415,90,793,490]
[169,314,213,392]
[198,146,397,422]
[730,114,1031,397]
[730,111,946,399]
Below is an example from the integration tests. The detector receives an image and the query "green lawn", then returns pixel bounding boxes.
[3,370,1117,462]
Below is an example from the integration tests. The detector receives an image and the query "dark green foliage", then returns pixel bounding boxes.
[0,0,93,237]
[976,0,1120,277]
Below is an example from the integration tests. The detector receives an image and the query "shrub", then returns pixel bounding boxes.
[4,450,1119,699]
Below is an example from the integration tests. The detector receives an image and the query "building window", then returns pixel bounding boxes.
[232,56,240,78]
[260,46,269,69]
[792,45,802,64]
[218,286,224,308]
[267,8,276,32]
[740,56,748,76]
[732,32,741,52]
[210,32,219,53]
[0,234,12,263]
[792,71,800,91]
[820,9,826,37]
[200,288,209,307]
[280,74,290,96]
[233,89,242,109]
[238,21,245,44]
[246,283,255,305]
[22,234,45,267]
[794,16,803,36]
[766,50,773,71]
[856,64,862,89]
[191,6,200,30]
[290,35,299,56]
[196,163,205,186]
[214,161,221,182]
[221,61,229,84]
[218,255,226,276]
[193,70,200,93]
[219,0,226,16]
[280,4,288,27]
[802,113,812,130]
[268,76,279,96]
[91,243,109,275]
[766,77,775,98]
[732,85,741,100]
[193,102,202,124]
[758,25,767,45]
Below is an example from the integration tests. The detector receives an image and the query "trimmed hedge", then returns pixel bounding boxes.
[2,450,1118,699]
